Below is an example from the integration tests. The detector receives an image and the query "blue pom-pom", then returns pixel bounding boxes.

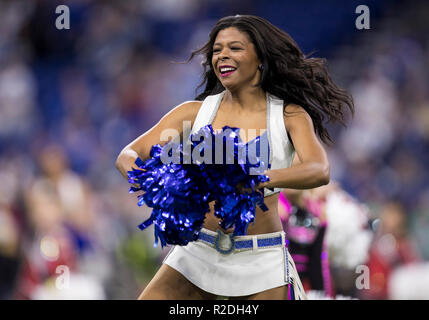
[201,127,271,235]
[127,124,271,247]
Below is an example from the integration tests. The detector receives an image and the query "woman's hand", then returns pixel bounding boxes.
[235,176,270,194]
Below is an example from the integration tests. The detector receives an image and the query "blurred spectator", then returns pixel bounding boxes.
[280,182,373,299]
[0,205,20,299]
[359,202,421,300]
[279,189,333,298]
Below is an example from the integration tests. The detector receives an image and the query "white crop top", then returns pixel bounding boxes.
[189,90,295,197]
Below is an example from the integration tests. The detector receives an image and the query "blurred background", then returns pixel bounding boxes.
[0,0,428,299]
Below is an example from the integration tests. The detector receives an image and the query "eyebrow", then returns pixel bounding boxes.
[213,41,245,46]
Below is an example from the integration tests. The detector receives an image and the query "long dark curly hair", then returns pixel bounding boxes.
[186,15,354,144]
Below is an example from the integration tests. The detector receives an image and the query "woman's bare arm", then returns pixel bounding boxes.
[115,101,202,180]
[263,104,330,189]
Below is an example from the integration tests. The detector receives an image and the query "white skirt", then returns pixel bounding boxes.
[163,228,307,299]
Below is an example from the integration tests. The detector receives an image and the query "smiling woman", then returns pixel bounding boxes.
[115,14,354,300]
[212,28,261,90]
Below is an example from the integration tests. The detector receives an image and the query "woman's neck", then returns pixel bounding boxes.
[223,87,266,112]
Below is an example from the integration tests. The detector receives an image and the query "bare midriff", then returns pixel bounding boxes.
[202,192,283,235]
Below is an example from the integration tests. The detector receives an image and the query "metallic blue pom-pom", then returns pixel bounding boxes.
[127,124,270,247]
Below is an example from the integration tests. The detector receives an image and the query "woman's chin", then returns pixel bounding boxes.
[219,80,240,91]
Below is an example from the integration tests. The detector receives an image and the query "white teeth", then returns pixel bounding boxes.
[220,67,236,73]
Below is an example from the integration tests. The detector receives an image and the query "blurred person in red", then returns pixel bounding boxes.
[14,144,96,299]
[360,201,421,300]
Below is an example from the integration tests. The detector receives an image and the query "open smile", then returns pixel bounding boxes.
[218,65,237,78]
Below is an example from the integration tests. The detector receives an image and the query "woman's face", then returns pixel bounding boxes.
[211,27,261,90]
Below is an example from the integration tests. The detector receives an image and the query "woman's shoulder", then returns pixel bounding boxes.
[283,103,306,114]
[164,100,203,122]
[149,100,203,135]
[176,100,203,112]
[283,103,312,131]
[183,100,203,106]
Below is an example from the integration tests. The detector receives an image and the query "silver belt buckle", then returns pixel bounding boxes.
[214,230,235,255]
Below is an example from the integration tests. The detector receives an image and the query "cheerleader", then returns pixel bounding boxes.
[116,15,354,300]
